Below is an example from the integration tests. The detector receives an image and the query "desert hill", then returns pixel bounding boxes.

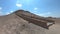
[0,10,57,34]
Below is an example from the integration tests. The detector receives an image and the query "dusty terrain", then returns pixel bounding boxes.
[45,18,60,34]
[0,14,60,34]
[0,10,60,34]
[0,14,46,34]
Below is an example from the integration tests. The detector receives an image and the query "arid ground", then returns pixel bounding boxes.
[45,18,60,34]
[0,13,60,34]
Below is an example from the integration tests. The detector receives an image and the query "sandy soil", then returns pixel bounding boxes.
[0,13,60,34]
[45,18,60,34]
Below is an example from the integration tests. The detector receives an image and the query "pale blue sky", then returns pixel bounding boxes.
[0,0,60,17]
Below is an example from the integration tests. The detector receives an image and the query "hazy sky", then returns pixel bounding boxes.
[0,0,60,17]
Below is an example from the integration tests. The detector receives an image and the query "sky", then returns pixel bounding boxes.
[0,0,60,17]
